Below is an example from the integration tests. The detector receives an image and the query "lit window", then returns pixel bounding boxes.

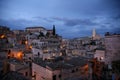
[100,57,104,60]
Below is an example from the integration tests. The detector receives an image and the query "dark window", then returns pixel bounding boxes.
[29,57,31,60]
[38,52,40,56]
[25,72,28,76]
[8,50,11,53]
[71,70,75,73]
[29,62,32,67]
[76,68,78,71]
[12,54,14,57]
[53,75,56,80]
[58,74,61,78]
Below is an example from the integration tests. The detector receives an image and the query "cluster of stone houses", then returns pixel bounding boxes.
[0,26,120,80]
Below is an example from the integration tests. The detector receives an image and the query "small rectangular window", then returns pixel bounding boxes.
[59,74,61,78]
[25,72,28,76]
[53,75,56,80]
[71,70,75,73]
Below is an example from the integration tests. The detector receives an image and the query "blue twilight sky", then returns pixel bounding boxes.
[0,0,120,38]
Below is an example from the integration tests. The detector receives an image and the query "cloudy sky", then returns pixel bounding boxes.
[0,0,120,38]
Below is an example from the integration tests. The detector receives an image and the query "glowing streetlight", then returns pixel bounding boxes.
[25,40,28,44]
[29,45,32,49]
[17,52,23,59]
[0,35,5,38]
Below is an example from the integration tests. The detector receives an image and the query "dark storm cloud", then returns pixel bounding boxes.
[0,19,33,29]
[0,18,54,30]
[0,0,120,38]
[103,0,120,14]
[111,14,120,20]
[33,17,54,23]
[52,17,97,26]
[107,0,120,9]
[34,17,97,27]
[113,28,120,33]
[64,19,97,26]
[94,15,120,30]
[0,19,20,29]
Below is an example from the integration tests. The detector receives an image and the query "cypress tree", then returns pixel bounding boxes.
[53,25,56,35]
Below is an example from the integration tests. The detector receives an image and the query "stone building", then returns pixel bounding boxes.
[8,58,31,79]
[105,33,120,64]
[26,26,62,60]
[94,48,105,62]
[32,56,88,80]
[1,71,29,80]
[25,27,47,34]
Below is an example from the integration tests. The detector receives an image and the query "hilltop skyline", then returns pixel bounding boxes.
[0,0,120,38]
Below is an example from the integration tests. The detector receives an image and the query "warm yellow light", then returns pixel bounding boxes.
[25,41,28,44]
[43,50,48,53]
[0,35,5,38]
[17,52,23,59]
[29,45,32,49]
[84,64,88,69]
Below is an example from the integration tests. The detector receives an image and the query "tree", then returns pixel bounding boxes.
[53,25,56,36]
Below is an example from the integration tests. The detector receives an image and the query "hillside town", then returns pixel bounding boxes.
[0,26,120,80]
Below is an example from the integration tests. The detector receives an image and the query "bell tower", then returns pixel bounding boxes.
[92,28,96,38]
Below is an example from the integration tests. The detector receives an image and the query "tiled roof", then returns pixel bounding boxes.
[33,56,88,71]
[1,71,29,80]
